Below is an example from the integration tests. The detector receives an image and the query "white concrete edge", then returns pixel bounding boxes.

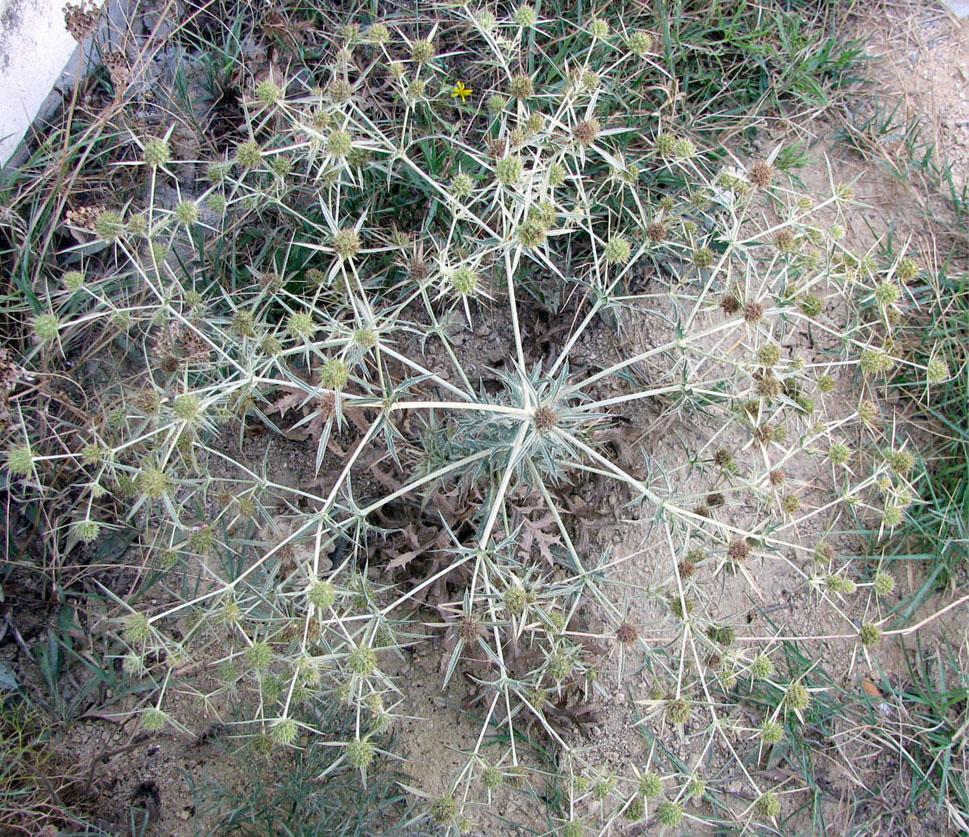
[0,0,131,171]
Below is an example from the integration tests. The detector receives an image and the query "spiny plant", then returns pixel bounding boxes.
[0,0,960,834]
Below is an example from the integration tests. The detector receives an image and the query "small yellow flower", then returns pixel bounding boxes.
[451,81,472,103]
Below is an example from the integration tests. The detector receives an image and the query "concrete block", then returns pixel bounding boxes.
[0,0,107,168]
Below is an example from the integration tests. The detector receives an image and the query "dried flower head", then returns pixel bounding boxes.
[744,301,765,324]
[572,119,600,146]
[747,160,775,188]
[616,622,638,644]
[64,2,99,40]
[727,538,751,562]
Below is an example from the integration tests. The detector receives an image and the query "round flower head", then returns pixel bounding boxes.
[666,697,690,725]
[882,504,903,527]
[887,449,915,476]
[322,358,350,390]
[245,641,272,670]
[693,246,714,269]
[75,519,100,543]
[858,622,882,647]
[728,537,751,562]
[527,201,555,230]
[206,193,226,215]
[487,94,508,115]
[826,573,857,594]
[63,270,86,293]
[654,134,676,158]
[627,30,652,56]
[269,717,298,745]
[173,394,201,421]
[348,645,377,675]
[547,162,566,188]
[255,79,284,106]
[874,281,900,306]
[450,266,478,295]
[860,349,894,376]
[658,801,682,827]
[481,764,502,790]
[495,156,523,187]
[451,171,474,198]
[785,681,810,711]
[231,310,256,338]
[757,791,781,819]
[411,39,435,63]
[761,719,784,743]
[799,294,823,318]
[604,236,631,265]
[307,579,336,610]
[895,258,920,282]
[328,78,352,104]
[708,624,736,646]
[327,130,352,157]
[368,22,390,44]
[331,228,361,260]
[94,211,125,242]
[33,313,60,342]
[828,442,851,466]
[639,771,662,797]
[353,327,376,348]
[430,795,458,824]
[926,357,949,384]
[509,74,534,100]
[142,137,171,168]
[346,738,374,767]
[747,160,774,188]
[174,201,198,227]
[514,5,537,27]
[518,220,547,248]
[589,17,609,39]
[123,612,152,644]
[503,584,528,614]
[138,464,171,498]
[286,311,315,339]
[873,571,895,597]
[236,140,263,169]
[751,654,775,678]
[532,405,557,431]
[744,301,765,323]
[774,229,798,253]
[573,119,599,146]
[673,138,696,159]
[756,344,781,367]
[592,775,615,799]
[477,10,496,31]
[407,79,426,101]
[141,707,167,732]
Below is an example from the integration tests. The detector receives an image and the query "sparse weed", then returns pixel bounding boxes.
[0,0,965,834]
